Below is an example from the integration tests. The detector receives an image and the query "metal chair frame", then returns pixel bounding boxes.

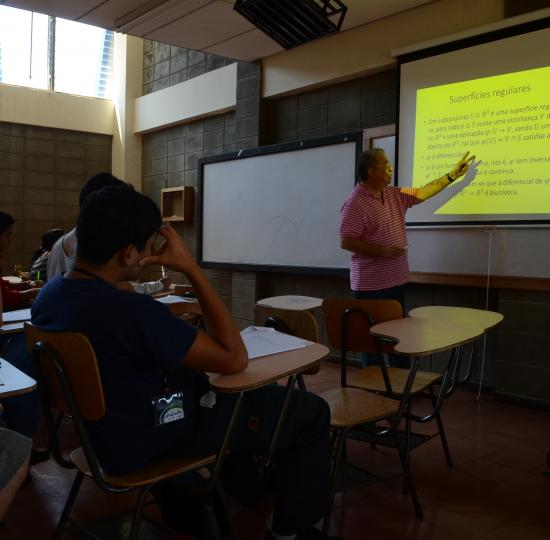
[325,306,423,523]
[28,330,241,540]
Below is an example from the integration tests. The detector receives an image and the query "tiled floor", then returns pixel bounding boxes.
[3,362,550,539]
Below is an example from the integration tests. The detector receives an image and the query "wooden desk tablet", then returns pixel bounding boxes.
[370,318,484,357]
[256,295,322,311]
[210,342,329,393]
[0,322,25,335]
[409,306,503,331]
[0,357,37,398]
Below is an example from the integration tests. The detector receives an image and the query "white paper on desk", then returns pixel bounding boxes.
[155,295,196,304]
[240,326,310,359]
[2,308,31,322]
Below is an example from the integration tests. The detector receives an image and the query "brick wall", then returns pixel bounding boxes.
[0,122,112,275]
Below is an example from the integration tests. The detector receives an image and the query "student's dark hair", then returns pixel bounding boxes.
[79,172,125,208]
[30,228,66,267]
[42,228,65,251]
[356,148,386,181]
[0,211,15,233]
[77,184,161,265]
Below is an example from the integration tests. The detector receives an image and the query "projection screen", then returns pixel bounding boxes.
[398,24,550,225]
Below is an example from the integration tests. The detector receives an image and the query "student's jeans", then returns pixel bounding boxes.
[0,333,40,438]
[172,384,331,536]
[354,285,410,369]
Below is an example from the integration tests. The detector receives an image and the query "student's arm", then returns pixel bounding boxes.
[412,151,475,204]
[340,238,406,258]
[140,226,248,375]
[18,288,41,305]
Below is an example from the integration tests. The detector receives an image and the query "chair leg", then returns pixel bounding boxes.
[54,470,84,540]
[429,387,453,467]
[323,428,346,535]
[403,403,412,496]
[394,433,423,519]
[129,484,152,540]
[201,502,222,540]
[216,482,236,540]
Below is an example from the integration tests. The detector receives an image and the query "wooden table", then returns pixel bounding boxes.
[256,295,322,311]
[210,341,329,466]
[0,357,36,398]
[370,317,485,357]
[210,342,328,393]
[408,306,503,332]
[1,308,32,335]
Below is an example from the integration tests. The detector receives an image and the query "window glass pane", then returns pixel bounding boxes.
[0,6,48,89]
[54,18,114,99]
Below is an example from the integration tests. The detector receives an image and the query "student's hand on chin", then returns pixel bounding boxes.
[139,225,197,274]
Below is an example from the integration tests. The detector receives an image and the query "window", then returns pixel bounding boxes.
[54,18,114,99]
[0,6,48,89]
[0,5,114,99]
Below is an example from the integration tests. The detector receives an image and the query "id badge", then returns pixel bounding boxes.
[151,391,185,426]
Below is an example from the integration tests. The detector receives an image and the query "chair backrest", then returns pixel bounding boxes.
[322,298,403,354]
[24,323,106,421]
[254,305,319,342]
[254,305,320,375]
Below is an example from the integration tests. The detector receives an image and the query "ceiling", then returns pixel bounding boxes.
[2,0,435,61]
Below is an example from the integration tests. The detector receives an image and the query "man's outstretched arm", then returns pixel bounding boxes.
[407,151,475,204]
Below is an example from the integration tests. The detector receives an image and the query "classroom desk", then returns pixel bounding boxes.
[210,342,328,393]
[370,317,485,357]
[0,357,36,398]
[1,309,32,335]
[209,342,329,469]
[2,276,23,284]
[0,322,25,335]
[256,295,322,311]
[408,306,503,332]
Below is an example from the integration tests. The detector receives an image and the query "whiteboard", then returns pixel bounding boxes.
[198,134,361,273]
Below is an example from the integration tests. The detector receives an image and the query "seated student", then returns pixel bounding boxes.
[48,172,171,295]
[0,212,41,310]
[28,229,65,283]
[32,185,334,540]
[0,423,31,522]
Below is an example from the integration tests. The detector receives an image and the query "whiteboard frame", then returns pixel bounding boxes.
[197,132,363,276]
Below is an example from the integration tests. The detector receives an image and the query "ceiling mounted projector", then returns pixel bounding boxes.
[234,0,348,49]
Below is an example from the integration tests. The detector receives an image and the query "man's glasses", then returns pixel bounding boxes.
[372,163,393,171]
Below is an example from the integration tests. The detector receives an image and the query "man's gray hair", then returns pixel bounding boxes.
[356,148,386,181]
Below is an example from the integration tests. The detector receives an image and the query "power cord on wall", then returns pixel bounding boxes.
[475,227,494,401]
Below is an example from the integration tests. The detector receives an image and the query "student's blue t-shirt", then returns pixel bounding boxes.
[31,276,206,475]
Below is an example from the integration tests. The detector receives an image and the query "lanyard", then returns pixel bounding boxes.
[72,266,107,282]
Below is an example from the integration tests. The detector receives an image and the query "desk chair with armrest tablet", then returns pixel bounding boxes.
[322,298,459,478]
[25,323,236,540]
[254,304,321,390]
[315,300,426,530]
[25,322,331,540]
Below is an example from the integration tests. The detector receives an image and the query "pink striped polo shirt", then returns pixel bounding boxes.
[339,184,416,291]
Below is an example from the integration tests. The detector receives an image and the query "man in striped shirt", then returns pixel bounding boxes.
[339,148,474,366]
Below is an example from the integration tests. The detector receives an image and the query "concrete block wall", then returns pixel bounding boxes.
[0,121,112,275]
[263,70,397,144]
[141,43,261,329]
[142,40,235,95]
